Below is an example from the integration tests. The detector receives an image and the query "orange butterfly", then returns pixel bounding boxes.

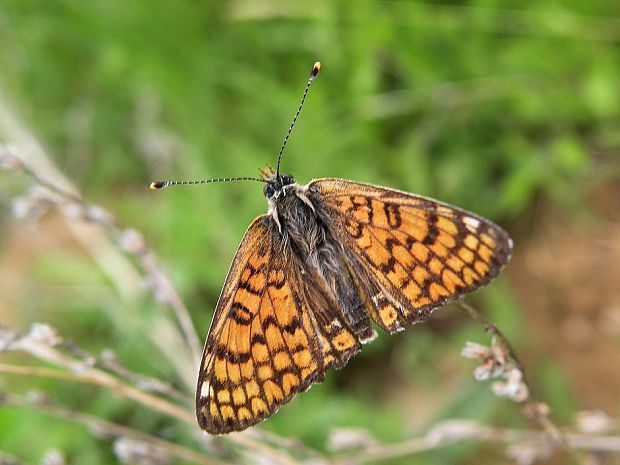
[152,62,513,435]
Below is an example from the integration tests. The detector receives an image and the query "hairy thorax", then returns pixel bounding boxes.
[269,185,333,268]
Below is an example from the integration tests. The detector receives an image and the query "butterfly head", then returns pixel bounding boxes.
[261,166,296,200]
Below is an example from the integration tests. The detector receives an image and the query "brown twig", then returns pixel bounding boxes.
[456,299,576,458]
[0,359,194,425]
[0,143,202,382]
[333,420,620,465]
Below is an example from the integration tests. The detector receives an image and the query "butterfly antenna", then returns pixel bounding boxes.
[275,61,321,178]
[150,176,266,190]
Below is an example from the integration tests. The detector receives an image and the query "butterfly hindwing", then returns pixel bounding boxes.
[196,215,361,434]
[307,178,513,334]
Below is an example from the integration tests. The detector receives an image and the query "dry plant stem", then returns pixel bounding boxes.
[1,326,321,462]
[0,365,316,464]
[98,350,191,405]
[334,423,620,465]
[0,124,200,384]
[2,393,227,465]
[246,429,324,460]
[0,362,194,425]
[17,158,202,370]
[456,300,568,444]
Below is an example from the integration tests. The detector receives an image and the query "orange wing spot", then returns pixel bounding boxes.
[323,353,335,366]
[332,330,356,351]
[458,247,475,264]
[232,387,246,406]
[464,234,479,250]
[337,196,354,210]
[263,380,284,404]
[220,404,235,420]
[355,226,372,249]
[415,296,432,307]
[237,407,252,421]
[393,244,415,269]
[249,271,266,289]
[413,265,430,286]
[229,322,251,352]
[251,397,268,415]
[245,380,260,398]
[274,303,294,326]
[235,289,261,313]
[430,241,450,258]
[217,389,230,404]
[283,327,308,350]
[352,208,371,224]
[474,260,490,276]
[406,219,429,242]
[214,359,227,382]
[239,360,254,379]
[379,304,399,327]
[264,324,285,350]
[351,198,371,223]
[480,233,496,248]
[429,282,450,301]
[438,232,456,249]
[301,366,316,380]
[248,253,268,271]
[371,199,388,227]
[293,349,312,368]
[252,343,270,363]
[282,373,300,396]
[446,255,465,273]
[227,362,241,384]
[408,207,429,221]
[411,242,429,262]
[258,364,273,381]
[352,195,367,206]
[273,351,292,371]
[429,257,444,275]
[402,279,422,302]
[437,216,458,235]
[386,263,409,289]
[462,266,479,285]
[268,269,285,286]
[478,243,494,263]
[442,269,465,292]
[209,400,218,418]
[367,242,393,269]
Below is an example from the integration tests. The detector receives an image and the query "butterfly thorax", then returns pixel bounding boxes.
[264,174,324,265]
[262,169,322,250]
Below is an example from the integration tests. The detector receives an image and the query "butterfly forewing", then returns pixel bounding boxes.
[196,215,362,434]
[307,178,513,334]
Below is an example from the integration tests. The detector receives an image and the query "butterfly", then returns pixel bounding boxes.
[152,62,513,435]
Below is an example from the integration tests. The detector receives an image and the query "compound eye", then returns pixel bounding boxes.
[263,185,275,198]
[282,174,295,186]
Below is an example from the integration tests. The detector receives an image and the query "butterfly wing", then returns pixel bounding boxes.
[196,215,361,434]
[307,178,513,334]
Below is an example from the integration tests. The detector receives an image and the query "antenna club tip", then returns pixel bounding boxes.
[150,181,166,190]
[311,62,321,77]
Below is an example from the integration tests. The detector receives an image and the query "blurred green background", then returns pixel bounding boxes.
[1,1,619,464]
